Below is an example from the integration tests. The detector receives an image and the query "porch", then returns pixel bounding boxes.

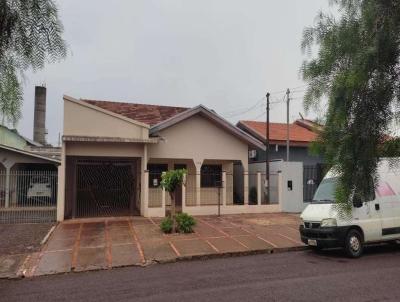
[144,158,282,218]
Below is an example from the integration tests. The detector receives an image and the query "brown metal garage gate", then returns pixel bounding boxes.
[65,157,138,219]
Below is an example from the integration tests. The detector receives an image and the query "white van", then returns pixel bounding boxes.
[300,159,400,257]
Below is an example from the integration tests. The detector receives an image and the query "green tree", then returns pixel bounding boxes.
[160,169,186,232]
[0,0,66,125]
[302,0,400,213]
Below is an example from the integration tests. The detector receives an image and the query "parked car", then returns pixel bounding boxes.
[27,176,53,204]
[300,159,400,258]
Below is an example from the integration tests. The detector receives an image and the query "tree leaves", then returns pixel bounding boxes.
[0,0,66,126]
[302,0,400,213]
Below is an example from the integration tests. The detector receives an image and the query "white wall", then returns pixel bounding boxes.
[249,160,305,213]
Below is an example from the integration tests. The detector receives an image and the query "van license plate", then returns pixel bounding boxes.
[308,239,317,246]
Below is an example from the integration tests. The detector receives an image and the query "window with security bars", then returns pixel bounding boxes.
[201,165,222,187]
[148,164,168,188]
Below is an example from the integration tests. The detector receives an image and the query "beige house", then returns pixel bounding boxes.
[57,96,271,221]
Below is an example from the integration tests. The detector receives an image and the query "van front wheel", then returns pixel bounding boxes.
[344,229,363,258]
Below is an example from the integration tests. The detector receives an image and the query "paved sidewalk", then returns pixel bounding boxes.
[0,223,54,279]
[24,213,304,277]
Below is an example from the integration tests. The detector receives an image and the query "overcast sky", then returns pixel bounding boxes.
[19,0,333,146]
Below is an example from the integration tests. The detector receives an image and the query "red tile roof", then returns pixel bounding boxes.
[83,99,189,126]
[238,120,319,145]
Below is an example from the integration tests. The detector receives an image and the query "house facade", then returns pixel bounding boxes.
[57,96,270,221]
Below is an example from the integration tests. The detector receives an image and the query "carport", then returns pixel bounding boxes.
[65,156,139,218]
[0,144,60,223]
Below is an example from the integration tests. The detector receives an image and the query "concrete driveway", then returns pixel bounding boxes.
[25,213,304,277]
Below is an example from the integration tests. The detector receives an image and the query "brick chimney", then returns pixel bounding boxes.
[33,86,47,145]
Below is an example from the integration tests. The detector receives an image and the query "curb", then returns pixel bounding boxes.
[155,245,308,265]
[13,245,308,279]
[40,225,57,246]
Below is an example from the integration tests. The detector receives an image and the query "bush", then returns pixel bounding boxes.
[175,213,196,233]
[160,217,173,234]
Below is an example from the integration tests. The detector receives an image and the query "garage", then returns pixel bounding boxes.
[65,157,139,218]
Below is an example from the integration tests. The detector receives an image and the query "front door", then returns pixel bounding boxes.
[174,164,187,209]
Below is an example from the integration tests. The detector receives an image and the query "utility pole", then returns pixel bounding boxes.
[286,88,290,162]
[265,93,270,204]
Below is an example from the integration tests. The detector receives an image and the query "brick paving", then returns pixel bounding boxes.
[24,213,304,277]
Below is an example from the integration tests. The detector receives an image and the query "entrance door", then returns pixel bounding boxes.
[174,164,186,209]
[74,159,137,218]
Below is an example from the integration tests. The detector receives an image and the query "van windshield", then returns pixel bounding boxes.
[313,177,338,204]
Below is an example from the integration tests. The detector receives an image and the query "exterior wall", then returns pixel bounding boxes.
[273,161,305,213]
[65,141,144,158]
[148,115,249,167]
[64,99,149,140]
[250,145,324,166]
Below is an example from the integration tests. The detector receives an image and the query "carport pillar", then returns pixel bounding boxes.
[182,174,186,209]
[57,142,66,221]
[257,172,262,205]
[222,171,227,206]
[195,161,202,206]
[57,163,65,221]
[244,171,249,205]
[4,167,10,208]
[143,170,149,217]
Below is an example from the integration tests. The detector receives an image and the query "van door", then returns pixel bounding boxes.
[376,175,400,239]
[355,201,382,242]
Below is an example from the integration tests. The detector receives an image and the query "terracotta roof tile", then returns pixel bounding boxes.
[238,120,318,144]
[83,99,189,126]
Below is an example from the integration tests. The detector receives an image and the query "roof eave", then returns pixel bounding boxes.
[0,144,61,164]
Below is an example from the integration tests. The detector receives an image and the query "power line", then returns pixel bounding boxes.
[223,96,265,117]
[222,84,308,120]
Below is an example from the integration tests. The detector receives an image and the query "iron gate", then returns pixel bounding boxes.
[303,164,326,203]
[0,170,57,223]
[75,159,136,218]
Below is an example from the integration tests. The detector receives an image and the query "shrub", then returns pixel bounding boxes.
[160,217,173,234]
[175,213,196,233]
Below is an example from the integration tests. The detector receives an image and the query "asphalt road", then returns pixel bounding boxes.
[2,245,400,302]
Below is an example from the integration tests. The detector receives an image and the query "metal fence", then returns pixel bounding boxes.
[146,171,281,209]
[248,172,279,205]
[303,164,326,203]
[0,170,57,223]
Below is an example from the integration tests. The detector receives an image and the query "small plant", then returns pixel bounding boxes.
[160,217,173,234]
[175,213,196,233]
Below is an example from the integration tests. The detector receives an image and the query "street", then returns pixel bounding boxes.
[1,244,400,302]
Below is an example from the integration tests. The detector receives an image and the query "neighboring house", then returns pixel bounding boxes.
[237,119,325,203]
[0,124,42,150]
[0,86,62,223]
[236,119,324,166]
[58,96,267,220]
